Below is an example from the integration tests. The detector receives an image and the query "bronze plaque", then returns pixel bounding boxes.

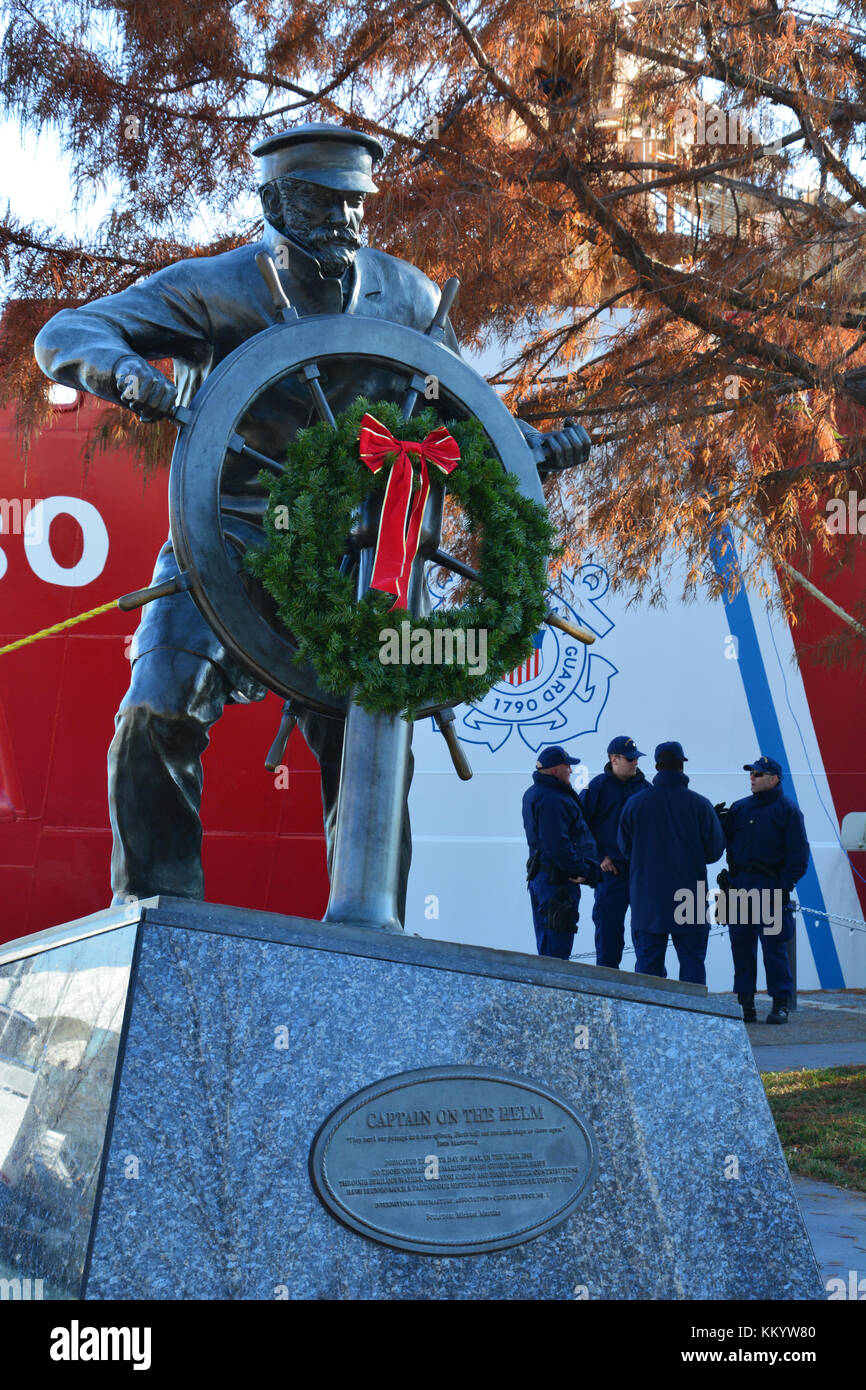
[309,1066,596,1255]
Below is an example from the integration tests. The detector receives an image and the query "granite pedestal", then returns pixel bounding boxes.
[0,897,823,1299]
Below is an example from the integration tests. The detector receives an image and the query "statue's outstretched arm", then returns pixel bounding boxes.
[34,265,211,421]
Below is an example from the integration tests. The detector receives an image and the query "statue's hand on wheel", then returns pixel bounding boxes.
[517,416,591,475]
[113,355,177,422]
[540,417,591,471]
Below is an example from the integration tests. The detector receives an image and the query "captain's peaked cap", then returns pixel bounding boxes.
[252,124,383,193]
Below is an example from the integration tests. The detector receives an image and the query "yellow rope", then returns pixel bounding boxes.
[0,599,120,656]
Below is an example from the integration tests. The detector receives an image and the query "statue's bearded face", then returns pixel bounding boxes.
[262,177,364,277]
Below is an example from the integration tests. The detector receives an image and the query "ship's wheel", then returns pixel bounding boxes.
[166,267,546,720]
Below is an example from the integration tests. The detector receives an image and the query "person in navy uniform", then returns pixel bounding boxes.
[522,745,601,960]
[617,741,725,984]
[718,755,809,1025]
[580,734,649,968]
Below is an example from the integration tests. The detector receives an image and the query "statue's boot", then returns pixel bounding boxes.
[108,648,231,903]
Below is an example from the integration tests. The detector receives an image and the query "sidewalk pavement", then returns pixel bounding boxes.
[753,1042,866,1071]
[716,990,865,1297]
[715,989,866,1073]
[791,1178,866,1296]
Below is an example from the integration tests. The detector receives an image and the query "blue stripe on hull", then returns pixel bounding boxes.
[709,530,845,989]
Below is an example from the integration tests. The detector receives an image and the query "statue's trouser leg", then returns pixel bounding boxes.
[108,648,233,903]
[295,708,414,927]
[108,649,414,921]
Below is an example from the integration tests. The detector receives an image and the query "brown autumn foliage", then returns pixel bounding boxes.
[2,0,866,656]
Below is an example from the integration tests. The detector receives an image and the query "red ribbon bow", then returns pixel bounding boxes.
[358,413,460,610]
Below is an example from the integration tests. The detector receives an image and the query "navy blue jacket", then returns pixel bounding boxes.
[724,784,809,892]
[617,770,726,933]
[522,772,601,892]
[580,764,649,871]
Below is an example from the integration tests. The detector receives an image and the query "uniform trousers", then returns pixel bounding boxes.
[632,928,711,986]
[728,922,793,998]
[528,872,579,960]
[592,870,630,968]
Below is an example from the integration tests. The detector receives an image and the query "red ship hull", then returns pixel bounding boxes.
[0,395,330,941]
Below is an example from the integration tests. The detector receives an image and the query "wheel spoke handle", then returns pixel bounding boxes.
[545,611,595,645]
[432,550,595,645]
[255,250,338,430]
[401,276,461,421]
[435,705,473,780]
[428,277,460,342]
[118,574,191,611]
[265,700,297,771]
[255,251,298,323]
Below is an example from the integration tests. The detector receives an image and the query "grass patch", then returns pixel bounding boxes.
[762,1066,866,1192]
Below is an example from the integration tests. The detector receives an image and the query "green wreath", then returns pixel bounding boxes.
[245,397,556,717]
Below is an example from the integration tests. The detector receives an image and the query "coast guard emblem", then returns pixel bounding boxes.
[427,563,618,755]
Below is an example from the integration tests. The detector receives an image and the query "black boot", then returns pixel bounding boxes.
[737,993,757,1023]
[766,997,789,1025]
